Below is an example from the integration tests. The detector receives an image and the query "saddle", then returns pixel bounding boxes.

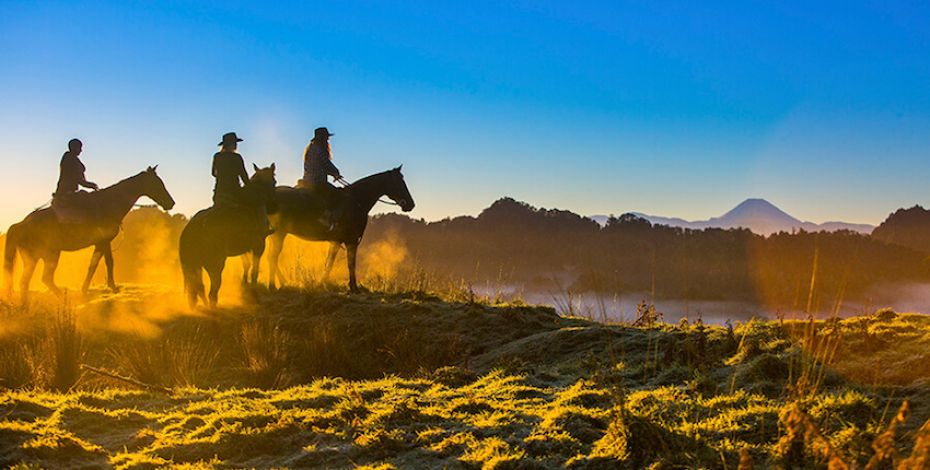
[291,182,347,232]
[210,187,274,238]
[212,186,246,210]
[51,191,100,224]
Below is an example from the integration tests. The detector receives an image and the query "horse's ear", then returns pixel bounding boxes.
[253,163,259,172]
[152,165,158,172]
[395,165,403,172]
[270,163,276,173]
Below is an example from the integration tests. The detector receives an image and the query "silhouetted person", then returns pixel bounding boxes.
[55,138,98,195]
[302,127,342,188]
[52,138,99,222]
[300,127,343,230]
[212,132,248,208]
[211,132,273,236]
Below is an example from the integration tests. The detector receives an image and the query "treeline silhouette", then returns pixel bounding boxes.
[871,205,930,254]
[3,198,929,310]
[365,198,930,309]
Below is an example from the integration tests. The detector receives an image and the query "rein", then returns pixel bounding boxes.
[335,177,400,206]
[34,198,53,212]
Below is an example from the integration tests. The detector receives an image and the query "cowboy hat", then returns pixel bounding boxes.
[314,127,334,138]
[219,132,244,146]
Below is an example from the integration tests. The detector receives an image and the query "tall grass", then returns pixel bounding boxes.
[50,306,83,391]
[0,342,34,389]
[109,323,219,388]
[784,315,842,400]
[239,318,291,388]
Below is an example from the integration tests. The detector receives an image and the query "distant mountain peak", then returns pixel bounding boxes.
[725,198,790,215]
[737,197,769,205]
[592,198,874,236]
[715,198,801,226]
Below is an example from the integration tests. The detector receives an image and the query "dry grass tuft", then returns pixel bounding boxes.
[239,318,291,388]
[50,307,83,392]
[110,323,219,388]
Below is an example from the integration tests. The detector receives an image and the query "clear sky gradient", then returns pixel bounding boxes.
[2,1,928,227]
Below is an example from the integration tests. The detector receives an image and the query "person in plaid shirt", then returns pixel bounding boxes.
[302,127,341,188]
[301,127,344,231]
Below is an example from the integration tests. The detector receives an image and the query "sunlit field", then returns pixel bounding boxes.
[2,271,930,468]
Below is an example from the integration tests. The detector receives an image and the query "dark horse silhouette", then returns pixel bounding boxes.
[4,167,175,301]
[267,166,414,292]
[179,164,276,308]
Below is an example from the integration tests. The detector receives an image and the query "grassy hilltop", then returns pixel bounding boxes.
[1,286,930,469]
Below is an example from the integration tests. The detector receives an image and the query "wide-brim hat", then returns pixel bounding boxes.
[314,127,334,138]
[219,132,244,146]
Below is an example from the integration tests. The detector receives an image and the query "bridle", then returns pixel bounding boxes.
[335,176,401,207]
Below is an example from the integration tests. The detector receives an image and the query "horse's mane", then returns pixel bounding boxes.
[100,170,149,192]
[83,170,149,201]
[347,169,395,188]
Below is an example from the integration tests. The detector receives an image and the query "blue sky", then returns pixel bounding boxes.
[1,1,929,226]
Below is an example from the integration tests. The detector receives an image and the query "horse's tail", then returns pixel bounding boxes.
[179,223,205,308]
[4,224,20,293]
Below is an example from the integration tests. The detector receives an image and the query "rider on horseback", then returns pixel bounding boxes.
[52,138,100,223]
[211,132,273,236]
[302,127,341,188]
[300,127,343,230]
[212,132,249,208]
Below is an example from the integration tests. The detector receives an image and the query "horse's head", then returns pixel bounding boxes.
[141,166,175,211]
[249,163,277,203]
[385,165,415,212]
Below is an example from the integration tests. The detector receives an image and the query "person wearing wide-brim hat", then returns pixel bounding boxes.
[301,127,341,189]
[300,127,345,231]
[212,132,248,207]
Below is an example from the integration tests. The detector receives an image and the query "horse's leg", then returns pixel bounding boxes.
[346,243,359,293]
[185,268,200,309]
[250,244,264,286]
[323,242,340,281]
[19,254,37,303]
[41,252,63,297]
[206,258,226,307]
[102,244,119,292]
[4,261,12,299]
[267,233,285,289]
[81,246,104,294]
[240,254,252,286]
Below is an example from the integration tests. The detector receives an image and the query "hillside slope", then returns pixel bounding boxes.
[1,288,930,468]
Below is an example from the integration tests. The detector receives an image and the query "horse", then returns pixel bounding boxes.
[3,166,175,302]
[179,164,276,308]
[266,166,414,292]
